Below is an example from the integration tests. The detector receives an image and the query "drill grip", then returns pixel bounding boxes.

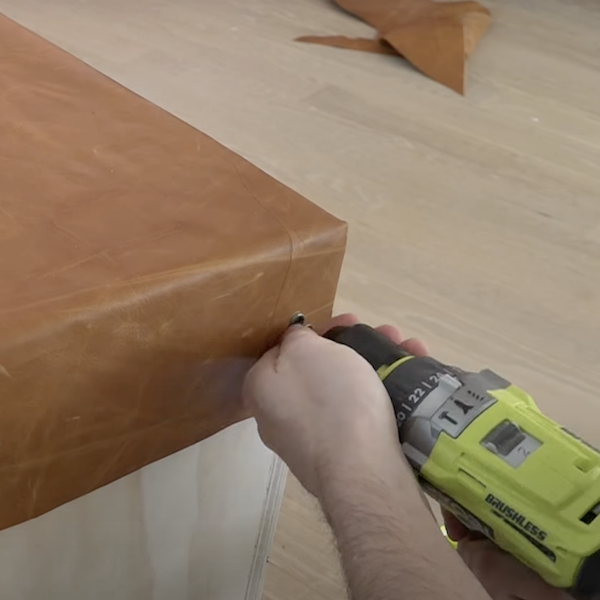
[324,323,459,436]
[324,324,412,369]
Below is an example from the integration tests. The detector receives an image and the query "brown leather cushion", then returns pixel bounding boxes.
[0,14,346,531]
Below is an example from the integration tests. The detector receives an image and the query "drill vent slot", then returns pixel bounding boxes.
[575,458,593,473]
[580,503,600,525]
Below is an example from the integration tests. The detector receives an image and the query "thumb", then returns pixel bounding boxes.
[278,323,319,351]
[243,325,318,412]
[243,344,279,413]
[442,508,469,542]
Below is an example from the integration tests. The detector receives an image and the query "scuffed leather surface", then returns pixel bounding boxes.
[0,14,347,531]
[300,0,491,94]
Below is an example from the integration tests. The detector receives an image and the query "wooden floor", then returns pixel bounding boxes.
[1,0,600,598]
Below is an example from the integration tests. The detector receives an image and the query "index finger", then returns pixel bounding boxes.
[321,314,405,342]
[321,314,429,360]
[319,313,360,334]
[441,508,469,542]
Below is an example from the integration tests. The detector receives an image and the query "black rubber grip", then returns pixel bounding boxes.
[324,324,411,369]
[324,324,456,436]
[573,549,600,599]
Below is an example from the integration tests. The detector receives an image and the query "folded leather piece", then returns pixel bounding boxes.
[0,14,346,531]
[296,35,398,56]
[299,0,491,94]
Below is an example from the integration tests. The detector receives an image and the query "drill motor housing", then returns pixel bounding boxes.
[325,324,600,599]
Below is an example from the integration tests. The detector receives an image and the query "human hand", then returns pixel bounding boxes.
[443,511,573,600]
[243,314,427,497]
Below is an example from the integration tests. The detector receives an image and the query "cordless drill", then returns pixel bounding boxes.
[324,323,600,600]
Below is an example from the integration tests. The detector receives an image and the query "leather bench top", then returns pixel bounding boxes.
[0,14,346,530]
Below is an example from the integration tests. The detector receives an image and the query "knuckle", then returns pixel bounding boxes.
[242,367,260,405]
[282,327,315,352]
[244,350,276,396]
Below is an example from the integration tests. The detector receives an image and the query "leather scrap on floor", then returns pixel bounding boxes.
[296,35,398,56]
[297,0,492,94]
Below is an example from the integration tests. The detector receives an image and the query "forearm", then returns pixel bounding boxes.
[318,451,492,600]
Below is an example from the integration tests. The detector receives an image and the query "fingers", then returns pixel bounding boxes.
[374,325,429,358]
[243,345,278,412]
[280,322,318,349]
[375,324,403,345]
[320,313,360,334]
[244,326,321,416]
[324,315,403,343]
[322,314,428,357]
[458,539,572,600]
[401,337,428,357]
[458,540,508,597]
[441,509,469,542]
